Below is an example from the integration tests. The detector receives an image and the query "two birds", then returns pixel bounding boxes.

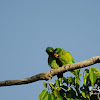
[46,47,78,79]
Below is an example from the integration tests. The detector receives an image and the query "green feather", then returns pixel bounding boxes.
[46,47,59,69]
[54,48,80,75]
[46,47,63,79]
[48,54,59,69]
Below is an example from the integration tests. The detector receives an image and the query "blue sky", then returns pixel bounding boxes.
[0,0,100,100]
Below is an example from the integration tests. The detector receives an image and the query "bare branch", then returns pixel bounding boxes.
[0,56,100,87]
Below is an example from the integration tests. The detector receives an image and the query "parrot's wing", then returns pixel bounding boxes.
[48,56,59,69]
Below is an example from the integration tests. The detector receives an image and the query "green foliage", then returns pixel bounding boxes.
[39,68,100,100]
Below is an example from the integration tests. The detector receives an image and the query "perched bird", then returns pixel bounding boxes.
[46,47,63,79]
[54,48,80,75]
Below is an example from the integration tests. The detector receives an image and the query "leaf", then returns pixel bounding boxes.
[94,72,100,76]
[62,85,68,90]
[75,77,80,85]
[74,69,80,77]
[90,95,99,100]
[89,68,97,87]
[43,94,49,100]
[58,78,63,84]
[53,89,60,97]
[48,94,51,100]
[68,77,73,84]
[65,87,77,99]
[81,89,86,98]
[49,82,54,85]
[63,77,68,85]
[85,69,89,73]
[43,82,47,89]
[96,77,100,86]
[44,93,51,100]
[75,83,81,97]
[55,80,60,88]
[69,88,76,97]
[50,93,56,100]
[83,71,89,86]
[39,89,48,100]
[49,82,55,90]
[91,68,100,72]
[56,96,63,100]
[53,89,63,100]
[67,98,74,100]
[86,93,89,99]
[71,98,80,100]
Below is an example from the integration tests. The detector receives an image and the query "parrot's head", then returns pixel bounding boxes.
[46,47,55,55]
[54,48,62,58]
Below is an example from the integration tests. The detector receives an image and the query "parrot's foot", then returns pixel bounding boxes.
[50,69,58,76]
[49,69,55,78]
[50,69,55,73]
[51,69,54,71]
[62,64,70,68]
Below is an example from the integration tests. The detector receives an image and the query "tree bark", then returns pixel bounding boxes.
[0,56,100,87]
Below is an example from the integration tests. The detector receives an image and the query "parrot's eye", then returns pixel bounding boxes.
[55,51,58,54]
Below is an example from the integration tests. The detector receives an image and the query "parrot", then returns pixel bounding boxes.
[46,47,63,79]
[54,48,80,75]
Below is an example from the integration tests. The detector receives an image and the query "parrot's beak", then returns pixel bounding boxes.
[54,53,59,58]
[50,50,53,53]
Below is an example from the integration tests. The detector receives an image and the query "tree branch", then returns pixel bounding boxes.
[0,56,100,87]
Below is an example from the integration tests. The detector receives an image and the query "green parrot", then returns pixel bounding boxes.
[46,47,63,79]
[54,48,80,75]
